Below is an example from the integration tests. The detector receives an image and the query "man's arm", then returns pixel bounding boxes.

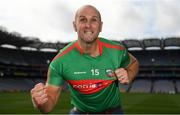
[126,53,139,82]
[115,53,139,84]
[31,83,62,113]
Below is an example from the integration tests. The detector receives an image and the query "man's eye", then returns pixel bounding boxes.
[91,18,98,22]
[79,18,86,22]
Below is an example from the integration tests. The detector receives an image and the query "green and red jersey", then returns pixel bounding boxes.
[48,37,130,113]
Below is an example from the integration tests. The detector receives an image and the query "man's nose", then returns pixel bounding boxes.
[85,21,91,28]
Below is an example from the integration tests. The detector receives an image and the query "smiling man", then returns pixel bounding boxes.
[31,5,139,114]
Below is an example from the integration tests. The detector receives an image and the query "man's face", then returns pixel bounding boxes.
[73,6,103,44]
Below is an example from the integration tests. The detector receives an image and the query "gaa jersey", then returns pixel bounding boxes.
[48,37,131,113]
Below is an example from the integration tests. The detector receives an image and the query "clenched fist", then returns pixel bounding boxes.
[31,83,48,107]
[115,68,130,84]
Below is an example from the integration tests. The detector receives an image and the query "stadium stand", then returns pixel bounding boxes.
[0,28,180,94]
[122,38,180,94]
[0,78,34,92]
[152,79,175,94]
[129,78,152,93]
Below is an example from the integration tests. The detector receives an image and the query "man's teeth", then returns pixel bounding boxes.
[85,31,93,34]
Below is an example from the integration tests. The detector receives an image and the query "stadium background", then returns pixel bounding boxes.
[0,28,180,114]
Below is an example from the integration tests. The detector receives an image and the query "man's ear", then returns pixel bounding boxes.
[73,21,77,32]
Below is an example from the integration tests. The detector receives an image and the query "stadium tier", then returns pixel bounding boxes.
[0,29,180,93]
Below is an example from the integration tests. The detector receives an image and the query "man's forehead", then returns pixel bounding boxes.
[75,5,101,20]
[77,7,98,15]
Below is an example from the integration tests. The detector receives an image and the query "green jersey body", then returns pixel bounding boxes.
[48,37,130,113]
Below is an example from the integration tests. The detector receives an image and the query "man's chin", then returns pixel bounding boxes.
[82,37,97,44]
[84,39,97,44]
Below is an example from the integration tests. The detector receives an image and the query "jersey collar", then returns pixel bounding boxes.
[75,38,103,55]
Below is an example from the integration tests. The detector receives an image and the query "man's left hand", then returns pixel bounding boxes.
[115,68,129,84]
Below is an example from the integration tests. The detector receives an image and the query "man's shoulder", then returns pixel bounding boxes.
[99,37,124,46]
[52,41,77,62]
[60,41,76,52]
[99,37,125,50]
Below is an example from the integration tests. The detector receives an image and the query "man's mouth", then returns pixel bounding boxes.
[84,31,93,35]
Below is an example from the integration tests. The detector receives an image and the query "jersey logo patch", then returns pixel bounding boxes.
[67,79,114,94]
[105,69,116,78]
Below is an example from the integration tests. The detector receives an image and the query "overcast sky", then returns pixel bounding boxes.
[0,0,180,43]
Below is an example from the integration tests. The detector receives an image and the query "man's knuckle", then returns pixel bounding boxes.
[31,88,34,94]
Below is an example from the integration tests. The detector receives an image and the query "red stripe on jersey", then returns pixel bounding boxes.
[97,39,124,50]
[98,39,103,55]
[67,79,114,94]
[52,43,76,61]
[74,41,84,55]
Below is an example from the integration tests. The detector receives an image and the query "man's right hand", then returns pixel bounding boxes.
[31,83,48,108]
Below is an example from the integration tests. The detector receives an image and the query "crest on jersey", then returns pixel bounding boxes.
[105,69,116,77]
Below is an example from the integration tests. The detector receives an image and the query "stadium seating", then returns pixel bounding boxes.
[129,79,152,93]
[152,79,175,94]
[0,78,33,91]
[0,29,180,94]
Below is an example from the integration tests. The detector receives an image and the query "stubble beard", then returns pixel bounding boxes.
[80,36,98,44]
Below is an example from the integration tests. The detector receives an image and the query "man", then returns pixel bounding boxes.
[31,5,139,114]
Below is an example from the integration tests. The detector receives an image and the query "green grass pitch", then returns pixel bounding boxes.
[0,91,180,114]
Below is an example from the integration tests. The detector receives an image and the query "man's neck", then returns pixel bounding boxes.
[78,39,100,57]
